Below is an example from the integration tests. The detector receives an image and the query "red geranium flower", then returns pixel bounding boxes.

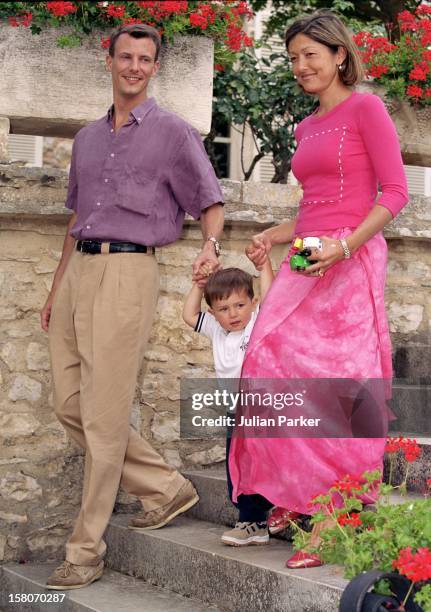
[189,13,208,30]
[416,4,431,16]
[409,62,429,81]
[46,2,77,17]
[107,4,126,19]
[162,1,188,13]
[370,64,389,78]
[332,474,363,493]
[398,10,416,23]
[8,11,33,27]
[338,512,362,528]
[402,439,422,462]
[393,547,431,583]
[386,436,404,453]
[101,36,110,49]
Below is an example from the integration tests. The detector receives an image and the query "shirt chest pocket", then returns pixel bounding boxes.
[119,166,157,216]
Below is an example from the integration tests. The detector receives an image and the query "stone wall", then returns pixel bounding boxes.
[0,164,430,563]
[0,28,213,138]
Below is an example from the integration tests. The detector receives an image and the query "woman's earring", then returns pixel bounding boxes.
[338,64,343,71]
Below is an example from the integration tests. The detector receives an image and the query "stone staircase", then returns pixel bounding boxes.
[0,377,429,612]
[2,462,430,612]
[0,466,347,611]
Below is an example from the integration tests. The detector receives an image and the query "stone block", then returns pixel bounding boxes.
[0,413,41,438]
[26,342,50,371]
[0,535,6,562]
[388,303,424,334]
[186,444,225,466]
[151,412,180,443]
[0,511,27,524]
[0,342,17,371]
[8,374,42,403]
[393,344,431,381]
[0,27,213,136]
[0,472,42,502]
[0,116,9,163]
[389,383,431,435]
[160,448,183,470]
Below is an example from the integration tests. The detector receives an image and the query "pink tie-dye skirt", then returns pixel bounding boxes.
[229,229,392,513]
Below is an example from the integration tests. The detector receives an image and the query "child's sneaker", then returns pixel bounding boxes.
[221,522,269,546]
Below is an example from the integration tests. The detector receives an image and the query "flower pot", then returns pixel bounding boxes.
[0,24,214,138]
[357,81,431,167]
[339,569,423,612]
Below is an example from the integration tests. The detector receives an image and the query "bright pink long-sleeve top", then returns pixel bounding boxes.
[292,92,408,234]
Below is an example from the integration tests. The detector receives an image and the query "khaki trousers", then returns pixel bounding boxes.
[48,249,185,566]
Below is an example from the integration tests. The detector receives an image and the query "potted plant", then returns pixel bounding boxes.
[354,4,431,166]
[0,1,253,137]
[290,437,431,611]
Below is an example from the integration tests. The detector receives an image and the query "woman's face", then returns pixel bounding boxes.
[287,33,345,95]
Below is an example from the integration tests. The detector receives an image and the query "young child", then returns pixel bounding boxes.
[183,261,275,546]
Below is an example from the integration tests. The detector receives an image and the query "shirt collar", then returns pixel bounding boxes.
[106,97,157,124]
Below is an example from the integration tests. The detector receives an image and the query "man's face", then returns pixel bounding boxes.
[106,34,159,102]
[210,290,257,333]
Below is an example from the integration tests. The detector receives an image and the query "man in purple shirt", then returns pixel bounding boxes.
[40,24,224,590]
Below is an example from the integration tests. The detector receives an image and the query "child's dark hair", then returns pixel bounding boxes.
[204,268,254,307]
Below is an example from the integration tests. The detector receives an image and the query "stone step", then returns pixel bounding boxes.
[0,564,221,612]
[184,468,236,528]
[393,345,430,381]
[389,382,431,435]
[104,514,346,612]
[184,437,430,528]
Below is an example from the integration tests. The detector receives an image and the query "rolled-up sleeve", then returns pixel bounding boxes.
[358,95,409,218]
[65,136,79,211]
[168,127,224,219]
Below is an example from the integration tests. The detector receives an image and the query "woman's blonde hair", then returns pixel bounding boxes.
[284,10,364,87]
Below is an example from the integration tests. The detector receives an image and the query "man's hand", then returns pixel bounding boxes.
[192,242,221,288]
[245,232,272,271]
[41,293,55,332]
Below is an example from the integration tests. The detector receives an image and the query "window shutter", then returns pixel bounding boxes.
[8,134,43,167]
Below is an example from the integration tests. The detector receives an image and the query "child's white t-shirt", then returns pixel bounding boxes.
[194,306,259,379]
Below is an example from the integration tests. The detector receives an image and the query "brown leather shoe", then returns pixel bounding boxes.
[46,560,104,590]
[128,480,199,531]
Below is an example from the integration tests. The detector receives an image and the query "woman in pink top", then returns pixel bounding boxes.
[228,10,408,568]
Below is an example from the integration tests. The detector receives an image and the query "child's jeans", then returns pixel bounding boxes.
[226,432,273,522]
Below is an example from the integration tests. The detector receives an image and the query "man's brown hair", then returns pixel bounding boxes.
[204,268,254,307]
[109,24,161,60]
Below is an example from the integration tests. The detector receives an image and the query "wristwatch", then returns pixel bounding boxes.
[206,236,221,257]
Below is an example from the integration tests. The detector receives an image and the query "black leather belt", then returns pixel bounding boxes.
[76,240,155,255]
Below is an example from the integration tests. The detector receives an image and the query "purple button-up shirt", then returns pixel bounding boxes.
[65,97,223,246]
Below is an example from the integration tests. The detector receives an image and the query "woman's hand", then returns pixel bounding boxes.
[245,232,272,271]
[302,236,345,277]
